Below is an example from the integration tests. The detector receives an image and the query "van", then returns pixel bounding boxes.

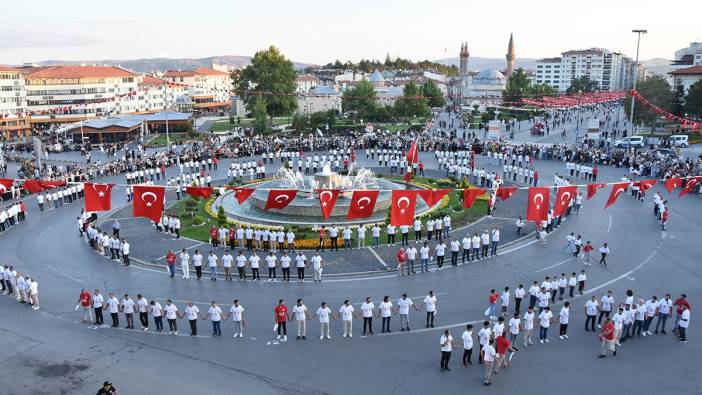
[614,136,644,148]
[670,135,689,148]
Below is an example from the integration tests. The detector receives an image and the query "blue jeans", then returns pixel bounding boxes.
[344,239,351,249]
[210,267,217,279]
[373,237,379,247]
[212,320,221,335]
[421,258,428,272]
[643,317,654,332]
[539,327,549,340]
[407,259,415,274]
[655,313,669,332]
[488,304,497,317]
[168,265,175,277]
[444,227,449,238]
[633,320,644,336]
[491,241,498,256]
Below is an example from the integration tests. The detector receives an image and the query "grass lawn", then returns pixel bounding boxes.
[174,176,487,248]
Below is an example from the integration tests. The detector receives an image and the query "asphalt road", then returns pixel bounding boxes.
[1,136,701,394]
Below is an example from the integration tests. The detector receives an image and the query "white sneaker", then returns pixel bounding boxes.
[545,339,550,343]
[539,339,544,344]
[320,335,324,340]
[342,334,347,338]
[143,327,148,331]
[326,335,331,339]
[349,334,353,338]
[174,331,178,335]
[239,333,244,338]
[559,335,564,340]
[564,335,569,339]
[528,340,533,345]
[282,335,287,342]
[642,332,647,337]
[277,335,281,340]
[234,334,238,338]
[647,331,652,336]
[597,324,602,329]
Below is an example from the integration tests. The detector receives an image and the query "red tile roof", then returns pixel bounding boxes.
[193,67,230,76]
[24,65,136,79]
[297,74,320,82]
[0,65,22,72]
[138,75,186,88]
[164,67,229,78]
[670,65,702,75]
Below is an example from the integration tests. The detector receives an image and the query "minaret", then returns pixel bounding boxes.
[459,42,470,77]
[506,33,516,80]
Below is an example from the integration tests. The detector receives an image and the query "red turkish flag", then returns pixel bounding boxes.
[40,180,66,190]
[526,187,550,222]
[0,178,13,195]
[635,179,657,192]
[133,185,165,222]
[84,183,114,212]
[22,180,42,194]
[664,177,682,194]
[496,187,518,201]
[226,187,255,204]
[679,176,702,198]
[265,189,298,210]
[391,190,418,226]
[318,189,340,219]
[462,188,486,208]
[586,183,606,200]
[347,190,379,220]
[553,186,577,217]
[185,186,214,199]
[418,189,451,207]
[604,182,629,209]
[406,141,419,164]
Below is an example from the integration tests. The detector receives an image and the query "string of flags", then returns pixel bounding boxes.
[1,175,699,226]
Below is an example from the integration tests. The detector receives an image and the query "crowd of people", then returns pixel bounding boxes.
[0,265,40,310]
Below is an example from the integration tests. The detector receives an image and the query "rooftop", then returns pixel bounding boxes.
[669,65,702,75]
[23,65,137,79]
[163,67,230,78]
[0,65,22,72]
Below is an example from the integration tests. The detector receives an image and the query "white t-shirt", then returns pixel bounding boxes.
[559,307,570,324]
[164,304,178,320]
[293,305,307,321]
[539,310,553,328]
[523,311,535,330]
[361,302,375,318]
[316,306,331,323]
[185,305,200,320]
[482,344,496,362]
[230,305,244,321]
[424,295,437,312]
[280,256,291,268]
[107,297,120,313]
[339,305,354,321]
[150,302,162,317]
[311,255,322,270]
[461,330,473,349]
[509,318,520,334]
[440,334,453,352]
[121,298,135,314]
[208,306,223,321]
[221,254,233,268]
[585,300,599,316]
[380,301,393,317]
[478,327,492,345]
[397,298,414,314]
[266,255,277,268]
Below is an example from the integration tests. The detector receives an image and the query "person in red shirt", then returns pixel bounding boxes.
[674,294,691,335]
[592,166,598,182]
[582,241,594,266]
[229,226,236,247]
[598,317,616,358]
[396,248,407,276]
[209,226,218,248]
[317,226,326,252]
[494,330,517,373]
[660,207,669,231]
[77,289,93,323]
[488,290,499,319]
[274,299,289,342]
[533,170,539,187]
[166,250,176,278]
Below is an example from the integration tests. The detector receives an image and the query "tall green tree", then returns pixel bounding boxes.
[342,80,378,120]
[233,46,297,116]
[529,83,558,96]
[624,75,673,131]
[502,68,530,105]
[421,80,446,108]
[394,81,429,118]
[252,96,270,134]
[684,80,702,120]
[566,76,600,93]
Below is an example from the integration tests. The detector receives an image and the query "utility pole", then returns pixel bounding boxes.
[629,29,647,136]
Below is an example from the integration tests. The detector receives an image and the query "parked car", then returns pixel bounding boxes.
[614,136,644,148]
[652,148,676,157]
[670,134,689,147]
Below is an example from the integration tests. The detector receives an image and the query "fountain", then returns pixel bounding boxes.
[211,164,434,226]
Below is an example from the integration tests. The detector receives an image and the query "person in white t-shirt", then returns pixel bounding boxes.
[192,250,203,280]
[149,300,163,332]
[338,300,356,338]
[396,293,417,331]
[206,301,223,336]
[424,290,437,328]
[314,302,333,340]
[538,307,553,343]
[221,250,234,281]
[106,293,120,327]
[182,301,200,336]
[293,299,310,340]
[179,249,190,280]
[120,294,136,329]
[558,302,570,339]
[508,312,521,345]
[440,329,456,371]
[361,297,376,336]
[461,324,474,366]
[481,338,496,385]
[249,252,261,281]
[164,300,178,335]
[379,296,393,333]
[311,252,323,282]
[280,252,292,282]
[227,299,245,338]
[420,242,430,273]
[265,252,277,281]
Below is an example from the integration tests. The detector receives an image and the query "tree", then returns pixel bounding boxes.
[529,83,558,96]
[624,75,673,131]
[684,80,702,120]
[566,76,600,93]
[342,80,378,120]
[673,84,685,117]
[421,80,446,108]
[233,46,297,116]
[252,96,270,134]
[291,112,308,132]
[394,81,429,119]
[502,68,530,105]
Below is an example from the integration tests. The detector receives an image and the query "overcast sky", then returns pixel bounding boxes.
[2,0,700,65]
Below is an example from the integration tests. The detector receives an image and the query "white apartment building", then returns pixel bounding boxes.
[135,76,188,113]
[557,48,632,92]
[162,67,231,113]
[296,74,320,93]
[533,58,562,90]
[0,66,29,137]
[23,65,141,122]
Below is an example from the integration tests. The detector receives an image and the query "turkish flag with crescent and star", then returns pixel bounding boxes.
[265,189,298,210]
[405,141,419,164]
[526,187,550,222]
[553,186,577,217]
[0,179,13,195]
[462,188,486,208]
[604,182,630,208]
[664,177,682,194]
[132,185,165,222]
[318,189,340,219]
[418,189,451,207]
[496,187,518,201]
[84,182,114,212]
[225,187,255,204]
[347,190,379,220]
[635,179,657,192]
[185,186,214,199]
[679,176,702,198]
[587,183,606,200]
[391,190,418,226]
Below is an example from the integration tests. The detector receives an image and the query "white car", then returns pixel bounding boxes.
[614,136,644,148]
[670,135,689,148]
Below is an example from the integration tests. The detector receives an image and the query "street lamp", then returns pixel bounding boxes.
[629,29,647,137]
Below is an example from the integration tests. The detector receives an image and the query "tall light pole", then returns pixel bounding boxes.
[629,29,647,136]
[164,82,170,150]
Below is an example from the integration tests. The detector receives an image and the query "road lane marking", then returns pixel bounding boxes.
[366,247,388,267]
